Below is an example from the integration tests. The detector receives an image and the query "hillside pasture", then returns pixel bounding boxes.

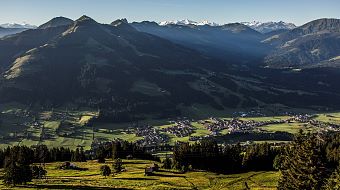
[0,159,279,190]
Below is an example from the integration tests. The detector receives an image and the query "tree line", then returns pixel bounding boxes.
[169,140,280,173]
[0,145,87,169]
[0,140,157,186]
[0,145,88,186]
[95,140,160,162]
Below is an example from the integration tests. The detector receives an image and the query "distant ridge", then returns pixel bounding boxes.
[158,19,296,33]
[0,23,37,29]
[264,18,340,68]
[241,21,296,33]
[159,19,220,26]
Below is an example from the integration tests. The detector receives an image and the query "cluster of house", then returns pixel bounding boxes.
[288,114,314,123]
[204,114,339,135]
[135,126,169,146]
[135,125,158,137]
[308,118,340,132]
[205,117,288,134]
[162,120,195,137]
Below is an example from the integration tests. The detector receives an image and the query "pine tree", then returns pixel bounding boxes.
[81,147,86,162]
[3,155,32,186]
[3,158,21,186]
[96,146,106,163]
[112,142,118,159]
[72,148,80,162]
[278,132,328,190]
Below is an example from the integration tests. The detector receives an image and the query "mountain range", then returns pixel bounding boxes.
[159,19,220,26]
[0,23,37,29]
[0,20,295,38]
[0,16,340,120]
[132,21,267,64]
[158,20,296,33]
[0,23,37,38]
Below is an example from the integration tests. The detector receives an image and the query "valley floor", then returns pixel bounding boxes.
[0,102,340,149]
[0,159,279,190]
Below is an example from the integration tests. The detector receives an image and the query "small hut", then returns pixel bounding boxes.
[144,163,159,176]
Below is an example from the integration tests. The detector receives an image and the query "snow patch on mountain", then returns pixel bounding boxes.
[0,23,37,29]
[159,19,220,26]
[241,21,296,33]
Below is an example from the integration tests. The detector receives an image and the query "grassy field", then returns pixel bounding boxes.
[314,112,340,123]
[0,159,279,190]
[258,122,306,133]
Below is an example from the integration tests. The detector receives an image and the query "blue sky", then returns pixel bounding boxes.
[0,0,339,26]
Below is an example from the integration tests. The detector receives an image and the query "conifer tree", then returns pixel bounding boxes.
[278,132,327,190]
[80,147,87,162]
[72,148,80,162]
[3,155,32,186]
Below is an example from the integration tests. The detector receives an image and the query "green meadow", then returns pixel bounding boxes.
[0,159,279,190]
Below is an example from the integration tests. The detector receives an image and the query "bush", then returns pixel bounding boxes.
[113,158,123,173]
[32,165,47,179]
[162,157,172,169]
[100,165,111,177]
[98,157,106,163]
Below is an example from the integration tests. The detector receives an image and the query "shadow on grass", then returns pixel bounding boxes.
[158,169,185,174]
[123,161,150,165]
[22,184,132,190]
[114,177,156,181]
[151,173,184,178]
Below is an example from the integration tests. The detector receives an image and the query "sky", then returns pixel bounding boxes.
[0,0,339,26]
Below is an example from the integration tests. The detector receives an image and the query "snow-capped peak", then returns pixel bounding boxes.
[159,19,220,26]
[0,22,37,29]
[241,21,296,33]
[241,21,263,27]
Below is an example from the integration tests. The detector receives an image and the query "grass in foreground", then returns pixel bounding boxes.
[0,159,279,190]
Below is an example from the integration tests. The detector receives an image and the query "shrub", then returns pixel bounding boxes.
[100,165,111,177]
